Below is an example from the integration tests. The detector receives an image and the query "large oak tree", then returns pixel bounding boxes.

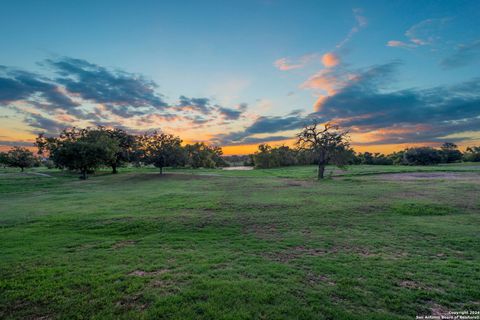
[296,121,351,179]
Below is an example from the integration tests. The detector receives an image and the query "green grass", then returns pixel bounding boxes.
[1,165,479,319]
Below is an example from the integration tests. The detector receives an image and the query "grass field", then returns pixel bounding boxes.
[1,164,479,319]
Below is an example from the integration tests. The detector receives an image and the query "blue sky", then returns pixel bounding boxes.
[1,0,479,153]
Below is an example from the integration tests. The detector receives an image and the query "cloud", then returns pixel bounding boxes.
[175,95,212,114]
[0,140,34,148]
[312,61,480,144]
[1,57,250,136]
[273,54,319,71]
[321,52,340,67]
[24,112,68,135]
[441,40,480,69]
[212,113,311,145]
[0,66,78,109]
[336,8,368,49]
[221,61,480,148]
[46,57,169,118]
[405,18,450,46]
[274,58,304,71]
[217,103,248,120]
[386,40,415,49]
[387,17,451,49]
[301,66,359,111]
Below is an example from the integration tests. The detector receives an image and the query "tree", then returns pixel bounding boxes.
[185,142,226,168]
[252,144,298,168]
[296,121,351,179]
[402,147,442,165]
[138,131,184,174]
[36,128,120,179]
[0,152,9,168]
[388,151,406,165]
[6,147,37,172]
[463,146,480,162]
[252,144,278,169]
[440,142,463,163]
[98,127,137,174]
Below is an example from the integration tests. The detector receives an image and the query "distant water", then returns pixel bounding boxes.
[222,166,254,171]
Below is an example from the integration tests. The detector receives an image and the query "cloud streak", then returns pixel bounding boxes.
[387,17,451,49]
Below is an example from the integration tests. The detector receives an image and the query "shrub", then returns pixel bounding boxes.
[402,147,442,165]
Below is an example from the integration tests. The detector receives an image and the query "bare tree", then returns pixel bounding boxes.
[296,121,351,179]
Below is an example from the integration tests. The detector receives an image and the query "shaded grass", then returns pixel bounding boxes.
[0,165,479,319]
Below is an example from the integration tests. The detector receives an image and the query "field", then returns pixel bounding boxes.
[1,164,480,319]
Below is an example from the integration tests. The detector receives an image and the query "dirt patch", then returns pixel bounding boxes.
[305,272,336,286]
[116,293,148,311]
[372,172,480,181]
[112,240,136,249]
[429,303,450,317]
[128,269,168,277]
[399,280,421,289]
[244,224,283,240]
[282,179,315,187]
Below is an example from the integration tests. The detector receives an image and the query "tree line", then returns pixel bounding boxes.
[252,141,479,169]
[0,127,226,179]
[1,123,480,180]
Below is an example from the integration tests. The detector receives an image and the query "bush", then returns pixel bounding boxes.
[356,152,393,165]
[42,159,56,169]
[402,147,442,165]
[439,142,462,163]
[252,144,298,169]
[463,146,480,162]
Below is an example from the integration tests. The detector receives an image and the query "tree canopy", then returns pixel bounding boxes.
[137,131,184,174]
[5,147,37,172]
[36,127,121,179]
[296,122,351,179]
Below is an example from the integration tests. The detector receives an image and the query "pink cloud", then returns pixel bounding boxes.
[321,52,340,67]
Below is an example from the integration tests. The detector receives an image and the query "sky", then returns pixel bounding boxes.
[1,0,479,155]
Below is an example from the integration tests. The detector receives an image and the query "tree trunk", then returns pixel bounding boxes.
[159,166,163,175]
[317,163,325,180]
[80,168,87,180]
[21,167,24,172]
[112,164,118,174]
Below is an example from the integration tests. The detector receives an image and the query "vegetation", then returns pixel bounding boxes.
[2,147,37,172]
[0,151,10,168]
[463,146,480,162]
[296,122,351,179]
[1,164,479,319]
[36,128,121,179]
[439,142,463,163]
[137,131,185,174]
[184,142,227,168]
[1,124,477,181]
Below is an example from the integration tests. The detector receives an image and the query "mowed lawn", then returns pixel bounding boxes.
[1,165,480,319]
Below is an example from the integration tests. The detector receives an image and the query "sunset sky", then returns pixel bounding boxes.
[1,0,479,154]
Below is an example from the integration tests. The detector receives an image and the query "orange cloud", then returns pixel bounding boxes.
[321,52,340,67]
[274,58,303,71]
